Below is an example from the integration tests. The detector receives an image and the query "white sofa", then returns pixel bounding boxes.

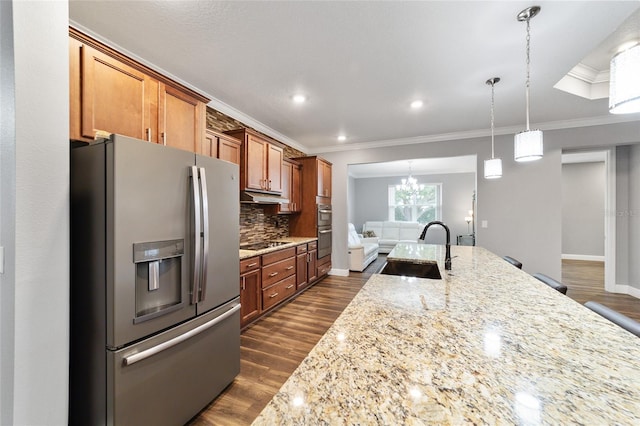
[362,221,423,253]
[347,223,379,272]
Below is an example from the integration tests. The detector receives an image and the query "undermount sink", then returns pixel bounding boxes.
[379,260,442,280]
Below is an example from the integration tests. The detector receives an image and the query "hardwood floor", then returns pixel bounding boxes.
[188,256,386,426]
[189,256,639,425]
[562,259,640,321]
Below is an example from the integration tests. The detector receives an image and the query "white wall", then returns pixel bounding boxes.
[321,121,640,279]
[0,1,69,424]
[562,162,605,257]
[616,146,630,287]
[628,145,640,290]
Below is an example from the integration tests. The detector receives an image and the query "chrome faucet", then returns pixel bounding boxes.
[419,221,452,270]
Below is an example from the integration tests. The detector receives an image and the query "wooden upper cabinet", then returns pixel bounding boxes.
[318,159,332,198]
[267,144,284,193]
[291,162,301,211]
[69,28,209,149]
[159,83,204,153]
[278,159,301,214]
[225,128,284,194]
[246,134,268,191]
[203,129,218,158]
[203,129,241,165]
[218,134,241,165]
[280,161,292,213]
[79,44,156,142]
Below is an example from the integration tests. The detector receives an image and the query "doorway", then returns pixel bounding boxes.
[561,149,615,293]
[562,150,615,290]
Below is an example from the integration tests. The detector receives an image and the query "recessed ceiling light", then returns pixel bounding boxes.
[410,100,424,109]
[292,94,306,104]
[337,135,347,142]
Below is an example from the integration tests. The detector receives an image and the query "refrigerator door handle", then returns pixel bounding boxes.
[190,166,202,305]
[123,303,241,366]
[198,167,210,302]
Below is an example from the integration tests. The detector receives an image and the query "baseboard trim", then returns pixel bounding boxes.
[562,254,605,262]
[611,284,640,299]
[329,268,349,277]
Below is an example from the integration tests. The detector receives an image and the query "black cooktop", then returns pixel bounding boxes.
[240,241,290,251]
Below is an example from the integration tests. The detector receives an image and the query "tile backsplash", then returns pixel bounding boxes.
[240,204,289,244]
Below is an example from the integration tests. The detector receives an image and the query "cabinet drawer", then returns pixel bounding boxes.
[296,244,308,254]
[262,247,296,266]
[261,256,296,288]
[318,261,332,277]
[308,241,318,251]
[240,256,260,273]
[262,275,296,311]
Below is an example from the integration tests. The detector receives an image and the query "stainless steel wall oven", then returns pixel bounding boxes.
[317,204,332,258]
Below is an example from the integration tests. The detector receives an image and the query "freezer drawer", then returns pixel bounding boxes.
[106,299,240,426]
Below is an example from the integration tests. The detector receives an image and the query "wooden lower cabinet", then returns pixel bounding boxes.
[317,254,331,278]
[262,275,296,311]
[296,244,309,290]
[240,256,261,327]
[239,241,325,328]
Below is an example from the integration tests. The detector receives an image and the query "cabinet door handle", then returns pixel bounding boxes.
[286,284,294,290]
[241,276,245,290]
[269,292,279,298]
[286,266,294,270]
[268,179,272,190]
[146,128,152,142]
[247,262,258,268]
[269,272,278,277]
[161,132,166,146]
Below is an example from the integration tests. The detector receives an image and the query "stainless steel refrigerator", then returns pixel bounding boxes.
[70,134,240,425]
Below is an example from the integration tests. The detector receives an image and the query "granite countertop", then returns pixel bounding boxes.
[253,243,640,425]
[239,237,317,260]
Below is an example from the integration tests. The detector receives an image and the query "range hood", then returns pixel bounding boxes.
[240,191,290,204]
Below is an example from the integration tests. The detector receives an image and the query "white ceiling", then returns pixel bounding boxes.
[69,1,640,155]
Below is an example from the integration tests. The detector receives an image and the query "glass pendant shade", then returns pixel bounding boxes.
[484,158,503,179]
[609,44,640,114]
[514,129,543,162]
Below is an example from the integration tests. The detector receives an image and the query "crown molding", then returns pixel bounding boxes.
[309,114,640,154]
[568,63,610,84]
[204,98,306,152]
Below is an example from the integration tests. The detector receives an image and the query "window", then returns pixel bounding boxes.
[388,183,442,224]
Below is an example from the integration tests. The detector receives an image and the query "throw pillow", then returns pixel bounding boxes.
[362,230,376,238]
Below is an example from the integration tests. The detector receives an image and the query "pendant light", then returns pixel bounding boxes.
[609,43,640,114]
[484,77,502,179]
[514,6,543,162]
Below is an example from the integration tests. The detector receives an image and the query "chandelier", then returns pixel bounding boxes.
[396,161,424,197]
[514,5,543,162]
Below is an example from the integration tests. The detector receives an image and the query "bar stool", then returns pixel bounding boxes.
[502,256,522,269]
[584,301,640,338]
[532,273,568,295]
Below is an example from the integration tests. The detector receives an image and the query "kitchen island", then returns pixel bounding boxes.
[253,243,640,424]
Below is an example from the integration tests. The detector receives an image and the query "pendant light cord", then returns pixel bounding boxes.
[525,17,531,131]
[490,82,495,158]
